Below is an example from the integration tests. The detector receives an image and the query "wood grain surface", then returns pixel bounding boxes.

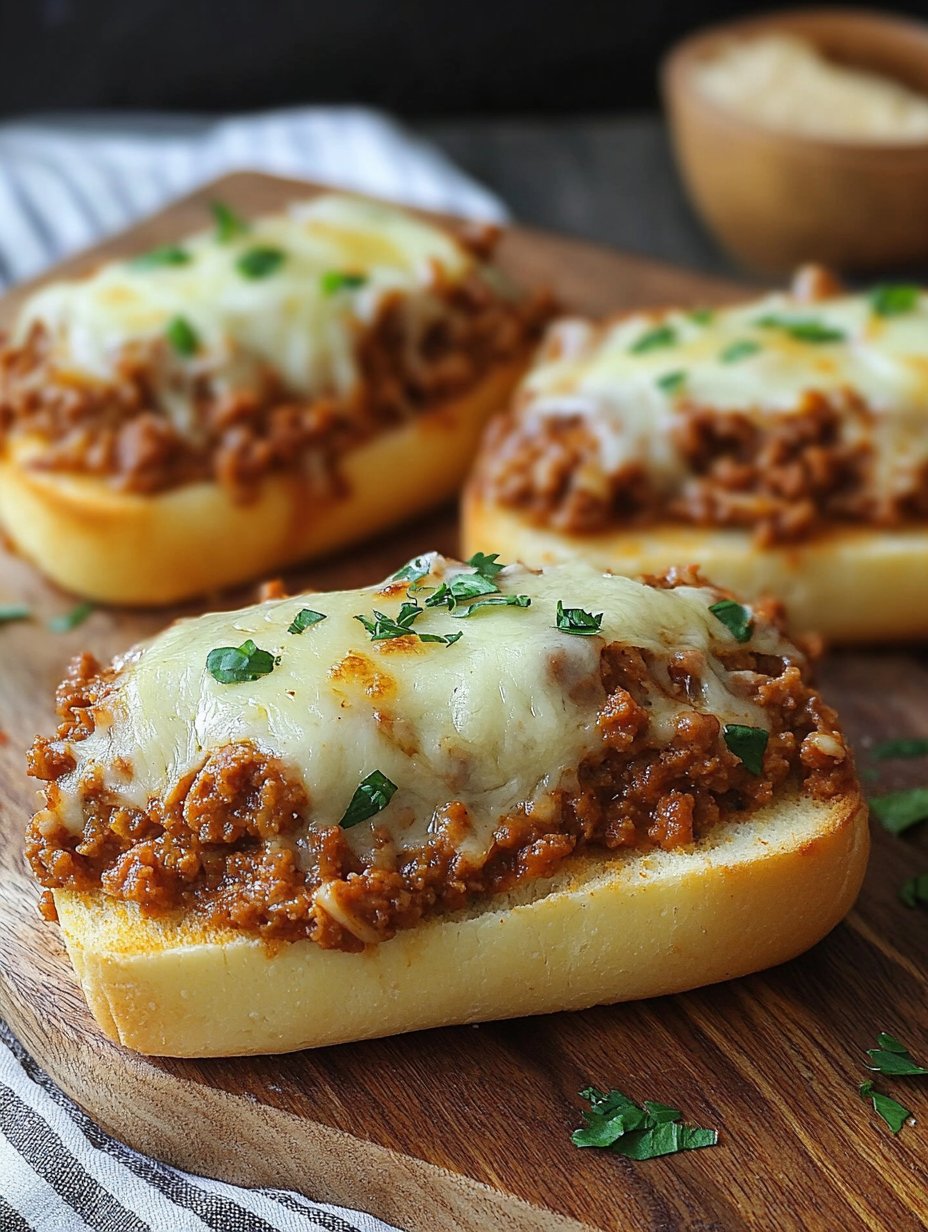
[0,173,926,1232]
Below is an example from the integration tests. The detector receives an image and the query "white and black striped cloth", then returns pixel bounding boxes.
[0,105,506,288]
[0,1023,401,1231]
[0,105,506,1230]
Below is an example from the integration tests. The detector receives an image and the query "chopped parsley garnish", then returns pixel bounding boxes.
[571,1086,718,1160]
[0,605,30,625]
[426,574,500,611]
[688,307,715,325]
[130,244,191,270]
[339,770,397,828]
[709,598,753,643]
[859,1081,912,1135]
[392,555,434,583]
[48,602,94,633]
[866,1033,928,1077]
[287,608,326,635]
[754,314,845,343]
[871,737,928,761]
[870,284,920,318]
[356,601,424,641]
[900,872,928,908]
[206,639,279,684]
[424,556,526,619]
[165,315,199,356]
[355,600,461,646]
[720,339,761,364]
[236,246,286,279]
[320,270,367,295]
[723,724,768,775]
[869,787,928,835]
[629,324,677,354]
[656,369,686,393]
[450,595,531,618]
[211,199,250,243]
[466,551,505,581]
[556,599,603,636]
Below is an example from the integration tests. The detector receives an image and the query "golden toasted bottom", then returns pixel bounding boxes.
[0,359,526,606]
[462,492,928,642]
[53,788,867,1057]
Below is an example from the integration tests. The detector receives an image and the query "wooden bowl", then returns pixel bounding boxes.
[661,8,928,273]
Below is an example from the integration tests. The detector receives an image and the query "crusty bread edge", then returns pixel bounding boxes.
[462,491,928,642]
[0,357,526,606]
[53,787,868,1057]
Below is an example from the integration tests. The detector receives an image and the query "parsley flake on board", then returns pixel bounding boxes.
[629,324,677,354]
[656,369,686,393]
[287,609,326,635]
[869,787,928,835]
[339,770,397,828]
[871,737,928,760]
[900,873,928,907]
[392,555,434,583]
[719,339,761,364]
[211,200,250,243]
[236,246,286,279]
[688,307,715,325]
[866,1033,928,1077]
[320,270,367,295]
[206,639,279,684]
[754,314,845,343]
[723,724,768,775]
[130,244,191,270]
[48,602,94,633]
[709,598,753,643]
[572,1086,718,1160]
[165,315,200,356]
[0,605,30,625]
[859,1081,912,1135]
[869,284,920,318]
[556,599,603,636]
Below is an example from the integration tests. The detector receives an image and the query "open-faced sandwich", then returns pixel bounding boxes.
[0,193,549,604]
[26,552,867,1057]
[463,268,928,640]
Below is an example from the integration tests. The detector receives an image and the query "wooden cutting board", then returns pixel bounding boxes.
[0,172,926,1232]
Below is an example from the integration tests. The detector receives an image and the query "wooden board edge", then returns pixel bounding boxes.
[2,976,592,1232]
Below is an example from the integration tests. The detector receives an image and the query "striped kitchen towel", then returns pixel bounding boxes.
[0,105,506,288]
[0,1022,402,1231]
[0,105,504,1230]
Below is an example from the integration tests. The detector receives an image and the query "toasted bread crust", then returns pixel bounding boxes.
[53,788,868,1057]
[462,491,928,642]
[0,358,526,606]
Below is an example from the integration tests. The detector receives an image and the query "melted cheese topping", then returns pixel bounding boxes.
[17,194,477,417]
[520,289,928,492]
[696,35,928,143]
[49,556,791,866]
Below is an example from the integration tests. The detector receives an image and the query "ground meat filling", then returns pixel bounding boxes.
[476,387,920,545]
[25,587,854,952]
[0,257,552,499]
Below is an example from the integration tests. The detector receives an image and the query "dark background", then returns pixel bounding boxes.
[3,0,927,118]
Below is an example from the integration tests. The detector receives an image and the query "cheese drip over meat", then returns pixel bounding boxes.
[45,556,791,867]
[518,290,928,497]
[15,194,481,433]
